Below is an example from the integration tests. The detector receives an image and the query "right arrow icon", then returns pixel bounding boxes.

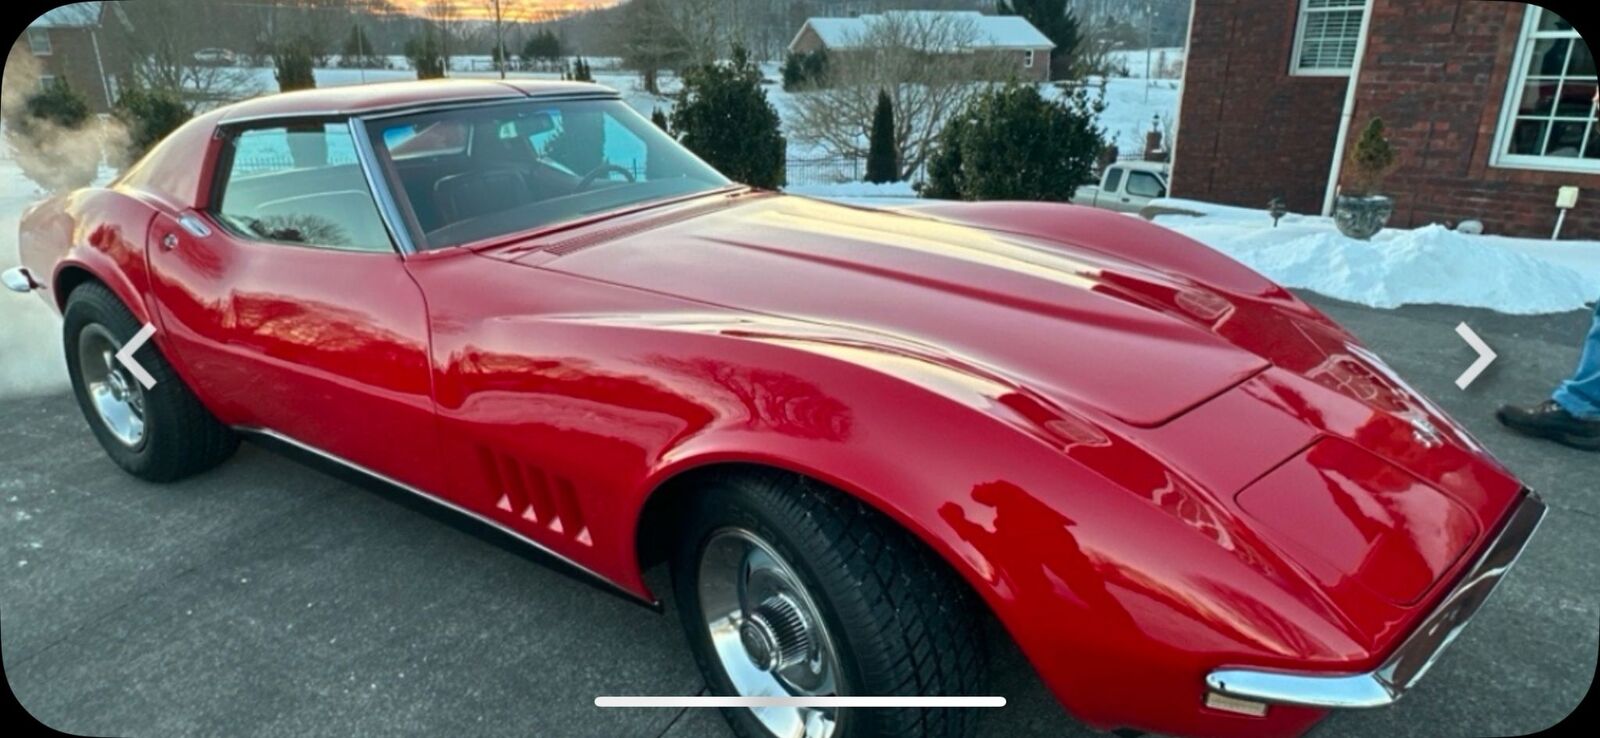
[1455,322,1497,390]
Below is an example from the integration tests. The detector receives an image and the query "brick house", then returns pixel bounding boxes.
[8,1,132,113]
[1173,1,1600,239]
[788,11,1056,82]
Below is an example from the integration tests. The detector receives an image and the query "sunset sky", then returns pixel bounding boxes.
[394,0,623,18]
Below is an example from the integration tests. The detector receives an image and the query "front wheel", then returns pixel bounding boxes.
[671,473,988,738]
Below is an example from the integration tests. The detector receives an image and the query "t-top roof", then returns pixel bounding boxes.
[214,79,616,123]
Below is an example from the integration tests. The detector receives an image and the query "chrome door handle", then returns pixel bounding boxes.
[160,233,179,251]
[178,214,212,237]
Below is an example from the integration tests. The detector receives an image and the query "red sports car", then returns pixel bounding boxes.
[8,81,1545,738]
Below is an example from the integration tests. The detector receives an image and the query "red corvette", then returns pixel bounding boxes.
[8,81,1545,738]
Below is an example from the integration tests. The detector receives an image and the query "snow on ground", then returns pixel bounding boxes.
[784,181,929,208]
[0,156,70,398]
[1151,198,1600,315]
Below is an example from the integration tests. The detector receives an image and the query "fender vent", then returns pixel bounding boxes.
[476,447,592,546]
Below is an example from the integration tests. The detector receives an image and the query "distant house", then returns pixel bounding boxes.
[1174,0,1599,239]
[788,11,1056,82]
[8,2,132,113]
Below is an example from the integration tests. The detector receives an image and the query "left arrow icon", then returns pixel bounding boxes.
[116,323,158,390]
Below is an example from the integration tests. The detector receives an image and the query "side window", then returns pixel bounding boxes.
[216,123,393,253]
[1126,171,1166,198]
[1103,166,1124,193]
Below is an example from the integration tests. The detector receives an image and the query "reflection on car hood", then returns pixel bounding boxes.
[521,195,1274,427]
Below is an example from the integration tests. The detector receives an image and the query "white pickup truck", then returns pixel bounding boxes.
[1074,161,1170,213]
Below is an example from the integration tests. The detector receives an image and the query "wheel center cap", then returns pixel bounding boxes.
[740,617,780,671]
[740,594,812,673]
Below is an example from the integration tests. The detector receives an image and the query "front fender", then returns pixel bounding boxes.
[619,317,1360,737]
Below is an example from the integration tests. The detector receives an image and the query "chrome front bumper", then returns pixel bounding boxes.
[1206,489,1548,709]
[3,267,38,293]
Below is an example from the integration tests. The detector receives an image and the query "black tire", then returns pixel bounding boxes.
[671,471,988,738]
[63,282,238,481]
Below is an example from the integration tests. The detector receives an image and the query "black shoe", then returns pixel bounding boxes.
[1496,400,1600,452]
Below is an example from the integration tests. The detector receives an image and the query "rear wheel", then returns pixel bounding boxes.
[63,283,238,481]
[671,472,988,738]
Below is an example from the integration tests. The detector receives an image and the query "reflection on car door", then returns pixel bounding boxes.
[147,122,445,494]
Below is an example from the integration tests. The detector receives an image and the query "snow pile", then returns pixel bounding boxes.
[1152,200,1599,315]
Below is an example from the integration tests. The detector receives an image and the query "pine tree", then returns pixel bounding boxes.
[670,46,786,189]
[997,0,1080,80]
[920,83,1104,201]
[406,30,446,79]
[1346,118,1398,197]
[781,50,829,91]
[111,85,190,167]
[341,24,380,68]
[274,35,318,92]
[865,90,899,183]
[522,28,562,66]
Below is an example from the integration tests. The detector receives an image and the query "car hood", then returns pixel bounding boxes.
[511,195,1271,427]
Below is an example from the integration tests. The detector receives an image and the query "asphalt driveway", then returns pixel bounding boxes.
[1,294,1594,737]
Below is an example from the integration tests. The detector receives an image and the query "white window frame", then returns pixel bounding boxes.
[27,28,52,56]
[1290,0,1368,77]
[1490,6,1600,173]
[37,74,56,91]
[1023,49,1035,69]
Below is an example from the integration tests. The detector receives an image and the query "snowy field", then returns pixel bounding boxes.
[1104,46,1186,79]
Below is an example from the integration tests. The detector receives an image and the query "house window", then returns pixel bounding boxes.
[27,28,52,56]
[38,75,56,91]
[1291,0,1366,76]
[1023,49,1035,69]
[1492,6,1598,172]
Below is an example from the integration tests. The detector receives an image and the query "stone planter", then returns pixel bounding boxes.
[1333,194,1394,240]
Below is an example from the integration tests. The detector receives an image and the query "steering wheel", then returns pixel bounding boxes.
[576,164,637,190]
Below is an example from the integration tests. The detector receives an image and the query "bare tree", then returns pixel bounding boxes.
[425,0,466,74]
[789,12,1016,178]
[112,0,261,108]
[484,0,516,78]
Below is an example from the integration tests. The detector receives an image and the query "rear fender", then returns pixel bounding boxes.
[38,191,160,326]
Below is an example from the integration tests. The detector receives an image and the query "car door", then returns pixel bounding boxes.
[148,121,444,494]
[1099,165,1126,209]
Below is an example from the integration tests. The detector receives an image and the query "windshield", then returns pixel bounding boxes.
[366,99,732,250]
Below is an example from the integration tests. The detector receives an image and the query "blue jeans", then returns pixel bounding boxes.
[1553,301,1600,420]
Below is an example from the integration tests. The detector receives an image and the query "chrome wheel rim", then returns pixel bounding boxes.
[78,324,146,448]
[699,528,843,738]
